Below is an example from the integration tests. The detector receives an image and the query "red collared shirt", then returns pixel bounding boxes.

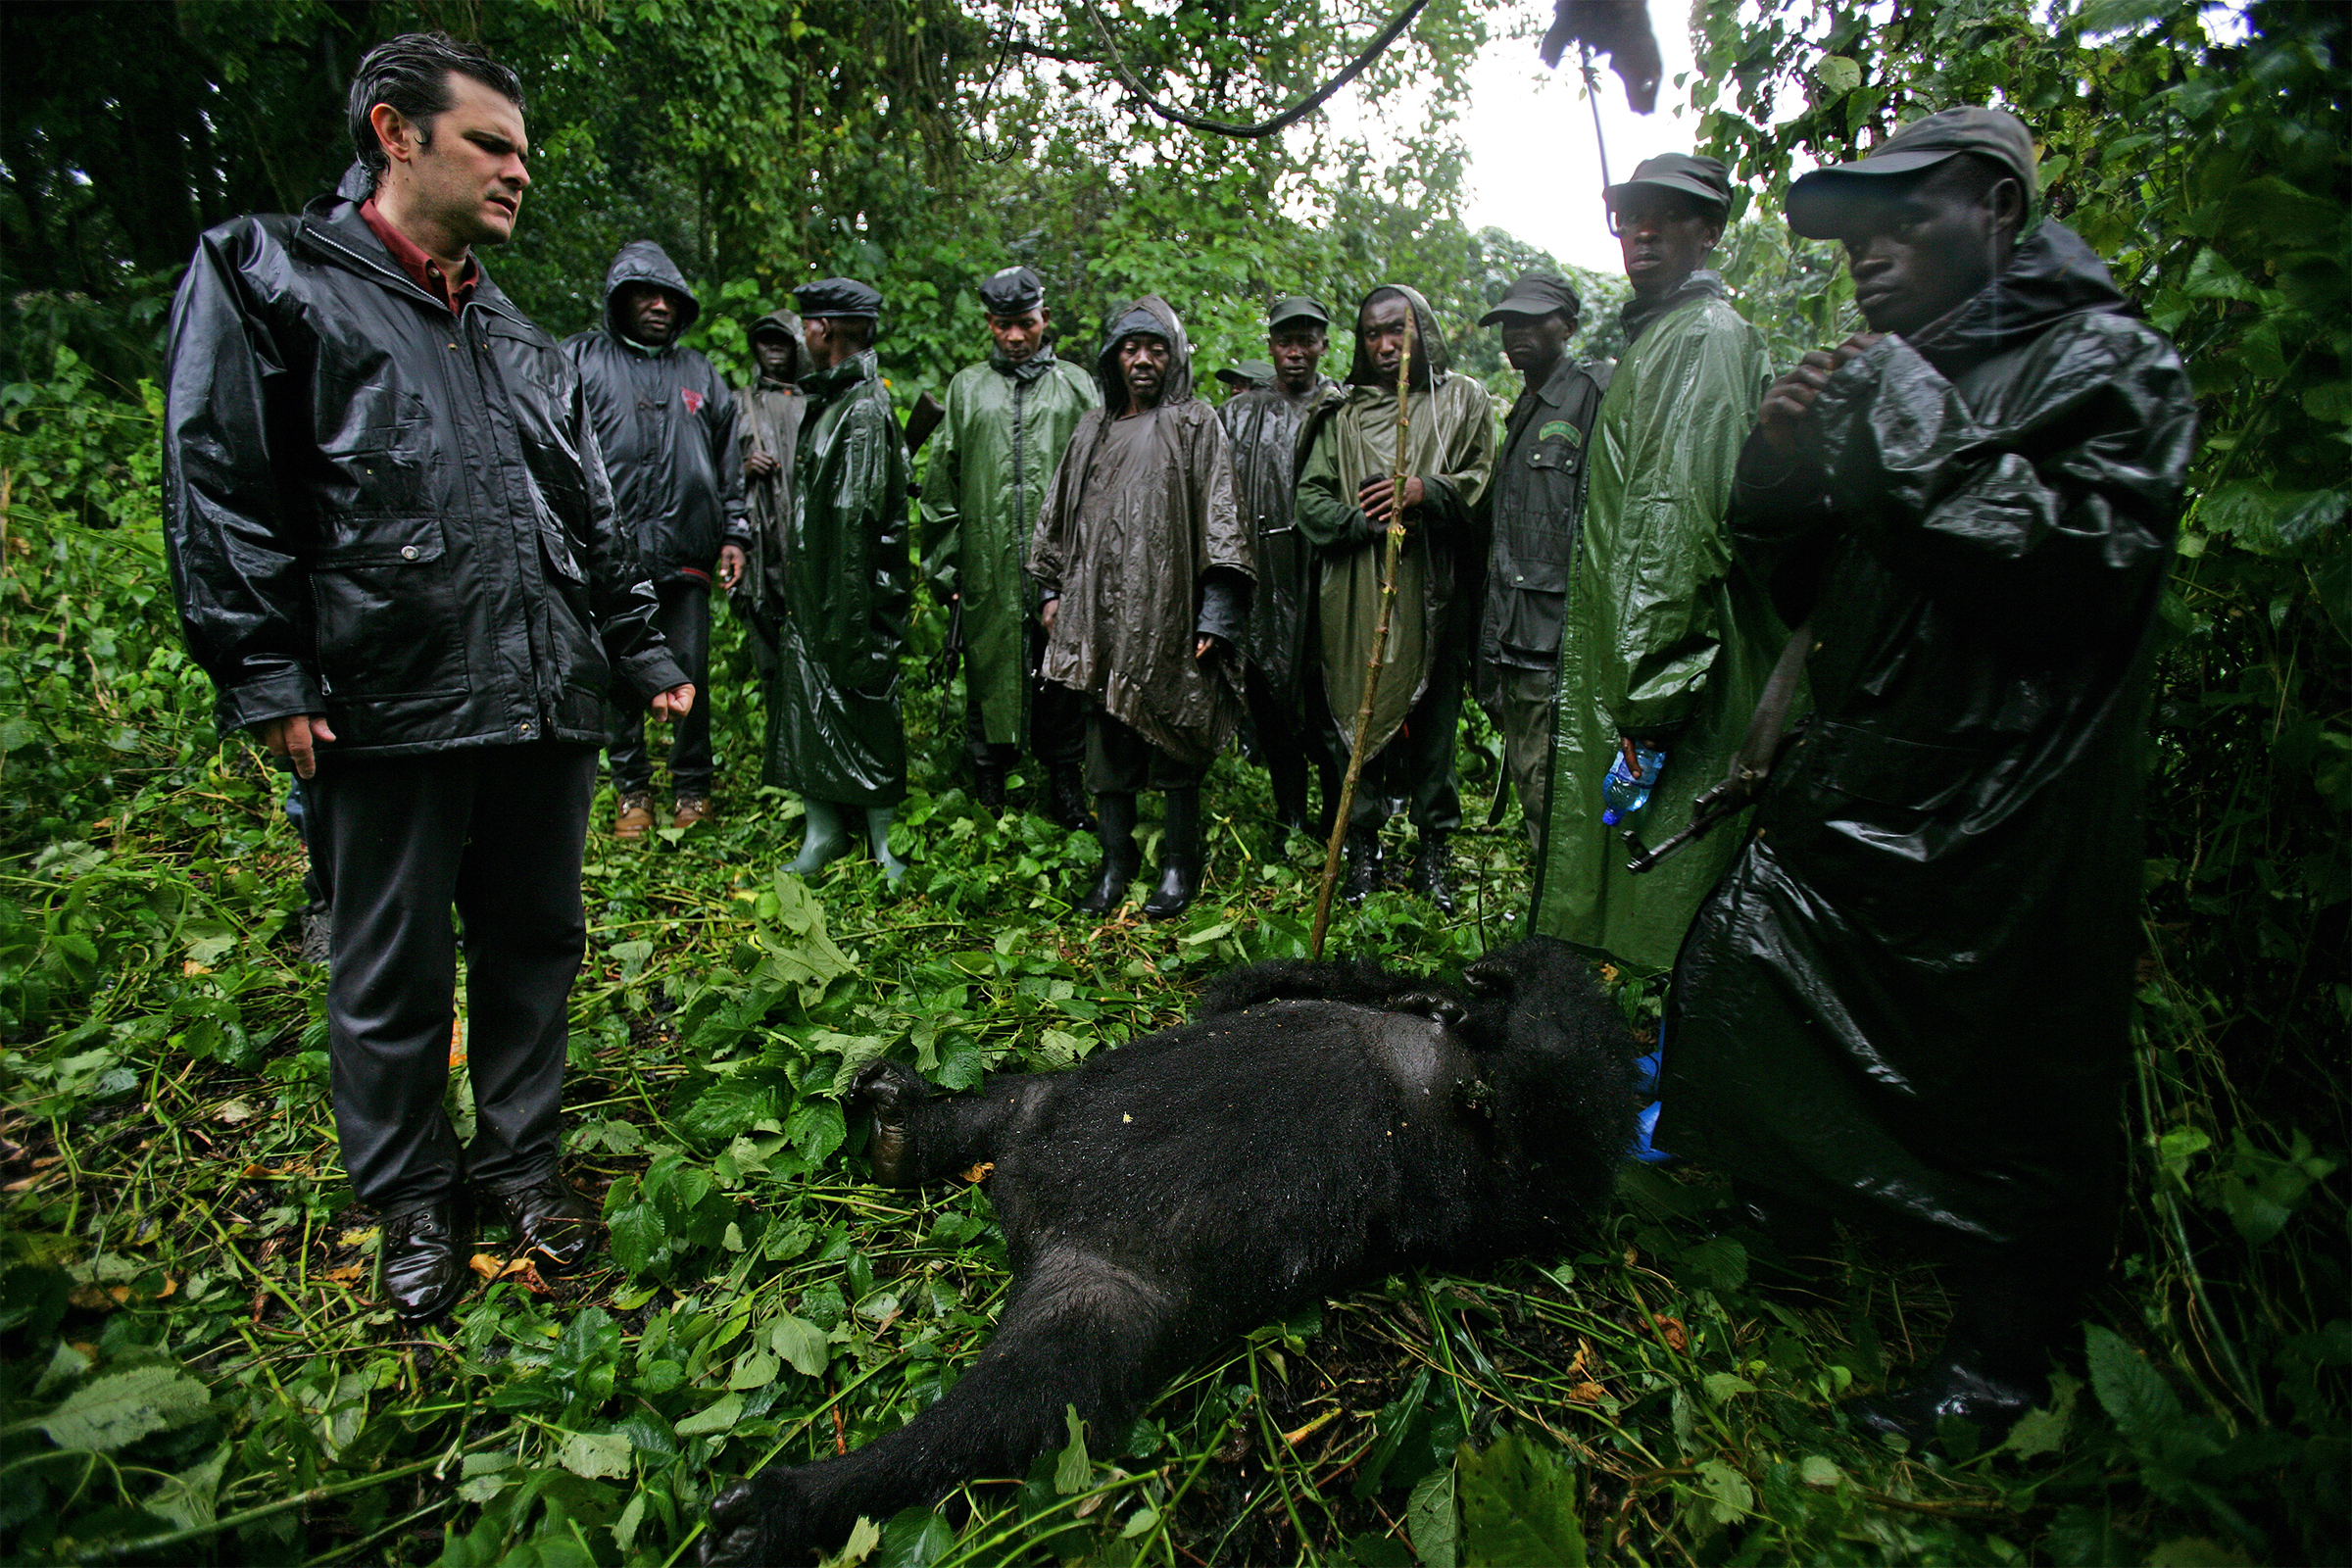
[359,198,480,315]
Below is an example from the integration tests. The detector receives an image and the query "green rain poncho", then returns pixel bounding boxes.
[768,347,911,805]
[1530,272,1778,974]
[1295,286,1495,763]
[920,346,1099,745]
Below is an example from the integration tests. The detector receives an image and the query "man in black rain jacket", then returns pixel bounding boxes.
[565,240,748,835]
[1656,109,2197,1439]
[162,33,693,1323]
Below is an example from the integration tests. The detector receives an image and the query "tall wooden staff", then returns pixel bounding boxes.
[1310,309,1417,956]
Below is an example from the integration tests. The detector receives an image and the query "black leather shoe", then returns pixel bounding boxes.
[1412,830,1456,913]
[375,1197,470,1324]
[1076,794,1139,914]
[1143,788,1201,920]
[1343,831,1383,905]
[484,1173,597,1274]
[1848,1352,2039,1446]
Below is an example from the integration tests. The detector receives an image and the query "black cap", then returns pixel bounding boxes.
[1216,361,1276,390]
[1479,270,1583,327]
[1787,107,2040,239]
[794,277,882,319]
[977,266,1046,317]
[1604,152,1734,215]
[1267,294,1330,330]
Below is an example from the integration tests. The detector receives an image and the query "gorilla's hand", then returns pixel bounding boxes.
[854,1061,932,1188]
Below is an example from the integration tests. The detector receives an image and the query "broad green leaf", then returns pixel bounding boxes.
[727,1348,780,1391]
[1701,1372,1756,1402]
[37,1365,211,1452]
[557,1429,633,1480]
[1053,1405,1091,1494]
[144,1445,228,1530]
[1813,54,1861,96]
[2003,1402,2070,1460]
[1797,1454,1842,1489]
[675,1392,744,1439]
[1459,1432,1583,1566]
[1118,1506,1161,1541]
[1692,1458,1752,1526]
[825,1514,883,1568]
[2183,248,2261,301]
[1407,1464,1458,1568]
[607,1202,667,1278]
[613,1494,648,1553]
[876,1506,956,1568]
[771,1313,831,1376]
[2084,1325,2180,1449]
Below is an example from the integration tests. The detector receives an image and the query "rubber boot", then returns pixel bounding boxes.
[973,757,1007,816]
[1343,829,1384,905]
[1046,763,1095,833]
[1076,793,1140,914]
[864,807,909,887]
[1412,828,1457,914]
[787,798,854,876]
[1849,1258,2080,1446]
[1143,787,1202,920]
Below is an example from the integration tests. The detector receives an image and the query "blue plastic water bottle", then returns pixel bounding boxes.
[1600,746,1668,826]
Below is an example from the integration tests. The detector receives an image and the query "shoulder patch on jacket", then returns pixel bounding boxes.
[1539,419,1582,447]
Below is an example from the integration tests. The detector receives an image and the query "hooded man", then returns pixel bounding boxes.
[1029,296,1251,920]
[729,309,808,765]
[921,266,1101,827]
[163,33,692,1322]
[1660,109,2196,1441]
[1295,285,1496,911]
[1221,295,1342,847]
[771,278,913,885]
[1528,153,1778,972]
[564,240,748,836]
[1475,270,1608,851]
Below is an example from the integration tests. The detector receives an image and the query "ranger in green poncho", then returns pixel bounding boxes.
[1530,154,1781,973]
[772,278,913,885]
[921,266,1101,828]
[1296,285,1495,911]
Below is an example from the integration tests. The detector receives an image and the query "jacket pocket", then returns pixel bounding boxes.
[310,517,469,699]
[538,523,610,694]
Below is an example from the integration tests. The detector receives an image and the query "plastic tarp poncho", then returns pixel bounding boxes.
[1659,221,2197,1255]
[732,309,805,679]
[767,347,911,805]
[1294,286,1495,760]
[1529,272,1778,973]
[1028,296,1251,766]
[563,241,747,582]
[920,345,1099,745]
[1219,374,1334,702]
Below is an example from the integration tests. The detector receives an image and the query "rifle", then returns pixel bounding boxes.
[1622,617,1812,874]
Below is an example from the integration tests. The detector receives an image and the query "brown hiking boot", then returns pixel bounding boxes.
[672,795,715,830]
[613,792,656,840]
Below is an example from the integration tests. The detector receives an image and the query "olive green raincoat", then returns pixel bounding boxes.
[1530,273,1778,973]
[920,346,1100,745]
[1028,296,1251,767]
[1294,286,1495,763]
[768,347,911,805]
[734,309,805,678]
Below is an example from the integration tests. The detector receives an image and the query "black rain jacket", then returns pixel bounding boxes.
[1657,221,2198,1255]
[564,241,748,585]
[162,165,686,757]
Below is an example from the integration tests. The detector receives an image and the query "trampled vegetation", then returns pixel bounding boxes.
[2,1,2344,1564]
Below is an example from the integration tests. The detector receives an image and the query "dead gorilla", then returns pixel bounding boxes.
[702,937,1637,1564]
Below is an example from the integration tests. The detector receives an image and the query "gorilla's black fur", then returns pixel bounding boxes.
[702,938,1637,1564]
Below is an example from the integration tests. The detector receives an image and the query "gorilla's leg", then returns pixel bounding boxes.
[703,1249,1179,1567]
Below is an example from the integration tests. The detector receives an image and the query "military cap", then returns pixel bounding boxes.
[1787,107,2040,239]
[1216,361,1277,392]
[978,266,1046,317]
[1604,152,1734,215]
[794,277,882,319]
[1267,295,1331,330]
[1479,270,1584,327]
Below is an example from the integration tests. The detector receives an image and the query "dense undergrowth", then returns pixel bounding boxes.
[1,318,2343,1567]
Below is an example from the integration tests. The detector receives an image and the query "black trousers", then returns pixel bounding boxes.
[306,743,595,1211]
[609,580,711,796]
[1244,663,1339,822]
[1329,652,1464,835]
[963,622,1086,771]
[1085,708,1209,795]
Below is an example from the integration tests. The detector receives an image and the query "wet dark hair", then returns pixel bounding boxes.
[348,31,526,188]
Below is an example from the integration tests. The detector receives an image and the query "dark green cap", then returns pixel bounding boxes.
[1266,294,1330,330]
[1480,270,1583,327]
[1604,152,1733,215]
[1787,107,2039,239]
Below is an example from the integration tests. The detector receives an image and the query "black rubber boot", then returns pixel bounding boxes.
[1343,830,1384,905]
[1412,829,1456,913]
[1847,1261,2076,1447]
[973,758,1007,816]
[1143,788,1202,920]
[1046,763,1095,833]
[1076,793,1139,914]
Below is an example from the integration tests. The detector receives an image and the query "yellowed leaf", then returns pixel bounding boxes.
[960,1162,995,1184]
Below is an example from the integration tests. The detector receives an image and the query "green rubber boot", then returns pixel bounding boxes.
[787,799,854,876]
[864,807,909,888]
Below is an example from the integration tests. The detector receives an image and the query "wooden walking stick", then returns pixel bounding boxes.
[1310,308,1418,957]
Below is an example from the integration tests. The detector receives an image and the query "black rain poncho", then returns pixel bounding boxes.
[1658,220,2198,1256]
[733,309,807,678]
[766,347,911,806]
[1219,374,1334,701]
